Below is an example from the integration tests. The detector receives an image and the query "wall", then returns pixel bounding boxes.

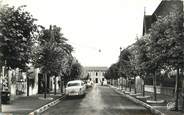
[7,67,39,100]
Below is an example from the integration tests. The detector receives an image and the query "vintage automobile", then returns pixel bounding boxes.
[65,80,86,97]
[86,80,93,88]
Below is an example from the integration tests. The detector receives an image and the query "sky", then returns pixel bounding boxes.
[2,0,161,67]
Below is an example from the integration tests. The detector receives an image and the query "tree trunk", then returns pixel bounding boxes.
[175,68,180,111]
[153,72,157,101]
[121,77,123,90]
[126,78,128,91]
[60,76,63,94]
[182,69,184,112]
[143,79,145,96]
[129,80,131,92]
[0,66,4,112]
[121,78,124,90]
[0,91,1,112]
[122,78,124,90]
[27,75,29,96]
[134,76,137,94]
[183,96,184,112]
[54,76,56,95]
[44,73,47,99]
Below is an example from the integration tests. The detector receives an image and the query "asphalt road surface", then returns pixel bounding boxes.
[41,85,152,115]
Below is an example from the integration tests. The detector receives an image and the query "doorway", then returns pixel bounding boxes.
[95,78,98,83]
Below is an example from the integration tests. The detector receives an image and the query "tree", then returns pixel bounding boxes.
[0,5,37,70]
[0,5,38,98]
[149,9,184,110]
[135,35,152,96]
[33,25,73,97]
[119,48,132,91]
[70,62,82,80]
[104,63,120,86]
[128,44,139,94]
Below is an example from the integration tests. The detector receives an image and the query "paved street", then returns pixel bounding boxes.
[41,85,152,115]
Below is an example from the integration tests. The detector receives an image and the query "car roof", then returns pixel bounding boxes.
[67,80,83,84]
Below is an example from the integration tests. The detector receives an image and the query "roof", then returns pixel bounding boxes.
[142,0,183,35]
[84,66,108,71]
[153,0,183,17]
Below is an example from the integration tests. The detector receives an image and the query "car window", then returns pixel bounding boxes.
[67,82,80,87]
[81,82,84,86]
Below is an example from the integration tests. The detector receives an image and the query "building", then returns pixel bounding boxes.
[84,67,108,85]
[0,66,39,101]
[143,0,183,35]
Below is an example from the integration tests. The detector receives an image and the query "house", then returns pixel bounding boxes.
[0,66,39,101]
[84,67,108,85]
[143,0,183,36]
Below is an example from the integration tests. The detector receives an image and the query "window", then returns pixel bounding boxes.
[102,78,104,81]
[96,78,98,83]
[96,72,98,76]
[81,82,84,86]
[67,83,80,87]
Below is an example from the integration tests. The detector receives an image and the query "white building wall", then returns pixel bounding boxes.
[89,70,106,85]
[7,67,39,100]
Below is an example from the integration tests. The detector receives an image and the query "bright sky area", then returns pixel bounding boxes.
[2,0,161,67]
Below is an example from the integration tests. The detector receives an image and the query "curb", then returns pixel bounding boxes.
[109,85,165,115]
[28,95,65,115]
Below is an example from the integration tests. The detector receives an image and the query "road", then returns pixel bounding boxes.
[41,85,152,115]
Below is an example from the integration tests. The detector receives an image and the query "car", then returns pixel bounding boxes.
[86,80,93,88]
[65,80,86,97]
[102,80,107,86]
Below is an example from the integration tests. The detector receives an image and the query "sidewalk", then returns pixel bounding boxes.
[1,93,63,115]
[110,85,184,115]
[144,91,183,115]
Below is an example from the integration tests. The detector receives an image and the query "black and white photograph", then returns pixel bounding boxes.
[0,0,184,115]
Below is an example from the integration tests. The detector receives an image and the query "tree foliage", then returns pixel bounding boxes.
[33,25,73,76]
[70,61,82,80]
[148,9,184,108]
[149,10,184,70]
[104,63,119,80]
[119,48,132,79]
[0,5,38,70]
[135,35,152,77]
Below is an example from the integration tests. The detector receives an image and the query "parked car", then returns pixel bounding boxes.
[102,80,108,86]
[86,80,93,88]
[65,80,86,97]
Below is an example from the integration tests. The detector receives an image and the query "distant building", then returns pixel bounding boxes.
[143,0,183,35]
[84,67,108,85]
